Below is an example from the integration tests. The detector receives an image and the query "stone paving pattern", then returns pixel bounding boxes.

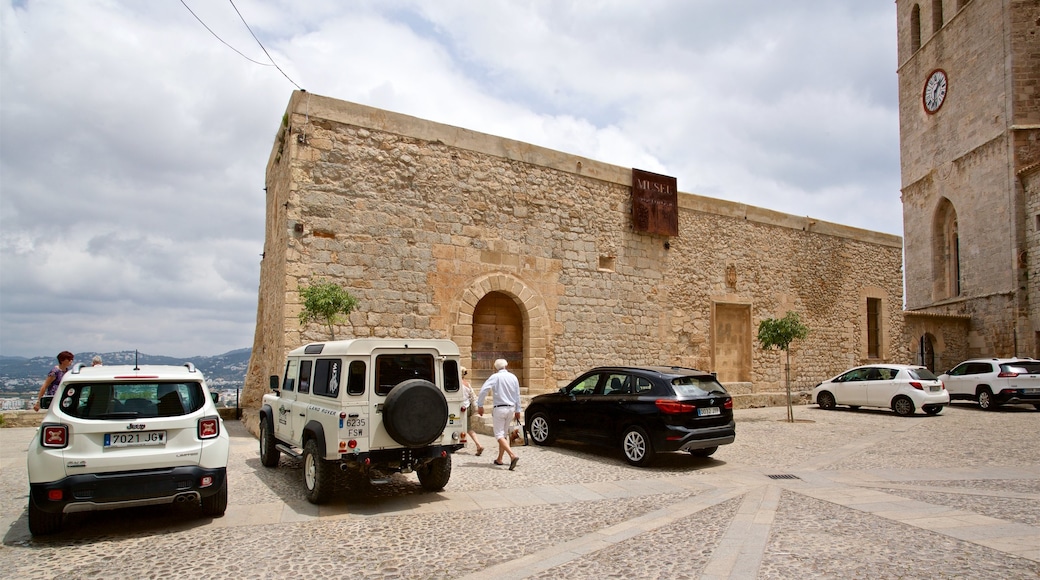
[0,403,1037,579]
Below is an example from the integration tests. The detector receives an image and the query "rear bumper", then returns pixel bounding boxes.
[994,390,1040,406]
[654,420,736,453]
[30,466,227,514]
[338,444,463,472]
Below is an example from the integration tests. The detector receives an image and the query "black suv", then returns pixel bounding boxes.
[525,366,735,466]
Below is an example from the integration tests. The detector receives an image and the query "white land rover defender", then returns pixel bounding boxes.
[259,338,466,503]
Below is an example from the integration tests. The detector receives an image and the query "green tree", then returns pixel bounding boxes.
[297,280,359,340]
[757,311,810,422]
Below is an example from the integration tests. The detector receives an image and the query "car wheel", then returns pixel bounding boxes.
[383,379,448,447]
[892,396,916,416]
[416,456,452,491]
[621,426,654,467]
[688,446,718,458]
[201,478,228,517]
[303,438,334,504]
[528,412,555,446]
[977,388,996,411]
[923,405,943,416]
[816,391,836,410]
[1033,404,1040,411]
[259,417,281,468]
[27,497,62,536]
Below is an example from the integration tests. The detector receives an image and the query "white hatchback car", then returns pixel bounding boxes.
[26,362,229,535]
[812,364,949,416]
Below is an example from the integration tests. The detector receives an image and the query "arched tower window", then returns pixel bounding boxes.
[917,334,936,371]
[933,198,961,299]
[910,5,922,52]
[932,0,944,33]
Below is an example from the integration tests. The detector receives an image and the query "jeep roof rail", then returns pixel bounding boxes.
[69,362,86,374]
[183,362,196,373]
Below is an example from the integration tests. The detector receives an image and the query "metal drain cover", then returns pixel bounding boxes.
[766,474,800,480]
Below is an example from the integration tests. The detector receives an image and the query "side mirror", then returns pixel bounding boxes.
[269,375,280,394]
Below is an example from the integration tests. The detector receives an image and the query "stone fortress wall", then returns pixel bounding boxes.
[240,91,912,429]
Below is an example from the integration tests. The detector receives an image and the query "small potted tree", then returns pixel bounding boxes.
[757,311,809,422]
[298,279,359,340]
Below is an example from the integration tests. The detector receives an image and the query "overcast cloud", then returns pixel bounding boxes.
[0,0,900,358]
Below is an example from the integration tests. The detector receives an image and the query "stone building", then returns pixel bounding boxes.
[896,0,1040,368]
[240,91,907,424]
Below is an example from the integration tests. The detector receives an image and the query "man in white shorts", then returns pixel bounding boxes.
[477,358,522,470]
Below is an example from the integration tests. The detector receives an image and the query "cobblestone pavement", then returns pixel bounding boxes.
[1,402,1037,579]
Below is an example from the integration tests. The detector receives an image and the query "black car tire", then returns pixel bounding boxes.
[621,425,654,467]
[528,412,556,446]
[416,456,452,491]
[1033,404,1040,411]
[923,405,943,416]
[303,438,334,504]
[27,496,62,536]
[892,396,916,416]
[383,379,448,447]
[977,388,995,411]
[201,478,228,517]
[816,391,836,410]
[688,446,718,458]
[259,417,281,468]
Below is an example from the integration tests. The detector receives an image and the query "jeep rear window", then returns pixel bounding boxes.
[59,382,205,419]
[375,354,434,396]
[1002,362,1040,374]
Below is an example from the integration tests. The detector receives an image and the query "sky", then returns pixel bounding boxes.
[0,0,901,359]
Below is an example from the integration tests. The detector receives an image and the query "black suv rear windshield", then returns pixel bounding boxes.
[670,376,728,397]
[59,382,206,419]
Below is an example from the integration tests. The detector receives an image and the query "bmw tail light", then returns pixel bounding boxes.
[41,424,68,448]
[724,399,733,409]
[909,382,924,390]
[655,400,695,414]
[198,417,220,439]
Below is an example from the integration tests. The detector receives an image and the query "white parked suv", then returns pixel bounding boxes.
[259,338,466,503]
[938,358,1040,410]
[26,362,229,535]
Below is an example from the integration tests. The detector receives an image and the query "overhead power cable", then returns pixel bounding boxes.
[227,0,303,90]
[179,0,304,91]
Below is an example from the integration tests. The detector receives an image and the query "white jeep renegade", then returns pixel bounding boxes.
[259,338,466,503]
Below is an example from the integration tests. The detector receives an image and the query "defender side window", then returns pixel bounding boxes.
[443,360,460,392]
[347,361,366,395]
[282,359,298,392]
[312,359,342,398]
[298,360,312,394]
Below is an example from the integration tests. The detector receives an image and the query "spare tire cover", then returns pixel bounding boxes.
[383,379,449,447]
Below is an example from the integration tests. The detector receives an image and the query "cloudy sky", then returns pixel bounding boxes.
[0,0,900,359]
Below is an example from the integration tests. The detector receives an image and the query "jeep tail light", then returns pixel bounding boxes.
[909,382,924,390]
[200,475,214,488]
[655,400,696,414]
[198,417,220,439]
[41,424,68,448]
[48,489,64,501]
[997,371,1018,378]
[348,440,357,449]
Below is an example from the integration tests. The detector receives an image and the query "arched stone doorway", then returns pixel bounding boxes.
[451,273,549,394]
[472,292,524,387]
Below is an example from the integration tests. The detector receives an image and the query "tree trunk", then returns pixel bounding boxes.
[785,349,794,422]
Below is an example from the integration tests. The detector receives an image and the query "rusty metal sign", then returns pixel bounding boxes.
[631,168,678,236]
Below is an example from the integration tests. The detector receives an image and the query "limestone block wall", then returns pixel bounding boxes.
[241,91,909,427]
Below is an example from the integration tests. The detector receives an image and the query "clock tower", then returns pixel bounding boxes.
[896,0,1040,365]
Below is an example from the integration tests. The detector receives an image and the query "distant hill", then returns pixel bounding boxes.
[0,349,251,391]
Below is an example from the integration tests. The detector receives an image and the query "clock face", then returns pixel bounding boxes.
[923,69,947,114]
